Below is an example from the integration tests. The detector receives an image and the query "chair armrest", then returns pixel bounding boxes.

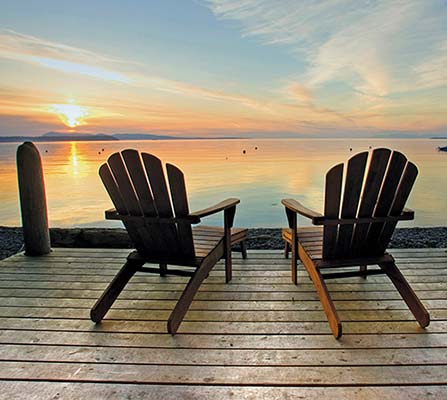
[190,198,240,219]
[402,208,414,219]
[281,199,324,223]
[105,208,119,219]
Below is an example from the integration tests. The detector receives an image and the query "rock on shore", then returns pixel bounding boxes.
[1,226,445,260]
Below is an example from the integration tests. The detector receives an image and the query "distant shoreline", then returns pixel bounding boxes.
[0,132,446,143]
[0,136,246,143]
[0,131,247,143]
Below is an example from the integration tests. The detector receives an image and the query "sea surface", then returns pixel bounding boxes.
[0,138,446,228]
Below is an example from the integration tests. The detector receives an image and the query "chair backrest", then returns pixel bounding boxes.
[99,149,195,259]
[323,148,418,259]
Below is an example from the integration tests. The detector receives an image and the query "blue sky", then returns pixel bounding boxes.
[0,0,446,137]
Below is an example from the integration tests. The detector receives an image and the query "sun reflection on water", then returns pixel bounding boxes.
[69,142,79,175]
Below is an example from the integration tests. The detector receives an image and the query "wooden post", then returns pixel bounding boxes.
[16,142,51,256]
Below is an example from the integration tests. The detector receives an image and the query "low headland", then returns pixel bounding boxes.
[1,226,445,260]
[0,131,244,143]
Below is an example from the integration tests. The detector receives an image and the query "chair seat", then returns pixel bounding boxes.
[131,226,247,266]
[193,225,247,258]
[282,226,323,258]
[282,227,393,268]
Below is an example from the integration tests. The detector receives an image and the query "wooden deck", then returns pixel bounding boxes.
[0,248,446,399]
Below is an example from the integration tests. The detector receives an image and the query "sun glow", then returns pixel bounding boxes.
[49,101,89,128]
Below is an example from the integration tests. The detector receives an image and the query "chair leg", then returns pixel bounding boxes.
[291,241,298,285]
[284,241,290,259]
[379,261,430,328]
[90,258,143,323]
[241,241,248,259]
[360,265,367,279]
[298,246,342,338]
[167,243,223,334]
[159,263,167,276]
[311,268,342,338]
[225,240,232,284]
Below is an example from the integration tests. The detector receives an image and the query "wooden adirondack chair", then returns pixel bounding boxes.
[90,149,247,334]
[282,148,430,338]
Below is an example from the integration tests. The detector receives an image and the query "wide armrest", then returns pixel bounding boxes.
[105,208,119,219]
[190,198,240,219]
[281,199,323,223]
[402,208,415,219]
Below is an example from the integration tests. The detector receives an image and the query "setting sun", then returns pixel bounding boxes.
[48,101,89,128]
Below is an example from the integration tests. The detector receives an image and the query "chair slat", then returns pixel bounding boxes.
[107,153,142,216]
[141,153,179,254]
[99,164,127,215]
[167,163,195,258]
[141,154,173,217]
[377,161,418,253]
[336,152,368,257]
[366,151,407,254]
[99,163,145,253]
[121,149,161,252]
[121,150,157,216]
[323,163,343,259]
[351,148,391,255]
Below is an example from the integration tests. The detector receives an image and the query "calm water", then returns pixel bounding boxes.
[0,139,446,228]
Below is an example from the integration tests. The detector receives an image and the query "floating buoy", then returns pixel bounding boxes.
[242,150,246,154]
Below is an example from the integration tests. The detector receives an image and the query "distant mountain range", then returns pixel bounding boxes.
[0,131,205,143]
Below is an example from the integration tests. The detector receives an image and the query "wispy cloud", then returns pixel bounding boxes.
[0,29,131,83]
[0,29,274,111]
[286,83,313,103]
[413,44,447,91]
[206,1,447,97]
[151,78,264,109]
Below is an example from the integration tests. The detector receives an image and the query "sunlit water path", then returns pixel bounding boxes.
[0,138,446,228]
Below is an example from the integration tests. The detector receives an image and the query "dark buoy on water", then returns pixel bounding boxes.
[242,150,246,154]
[350,148,352,151]
[45,150,48,153]
[255,146,258,150]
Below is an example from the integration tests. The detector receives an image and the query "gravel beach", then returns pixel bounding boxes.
[1,226,445,260]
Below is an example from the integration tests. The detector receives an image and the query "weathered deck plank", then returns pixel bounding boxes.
[0,248,446,398]
[0,382,444,400]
